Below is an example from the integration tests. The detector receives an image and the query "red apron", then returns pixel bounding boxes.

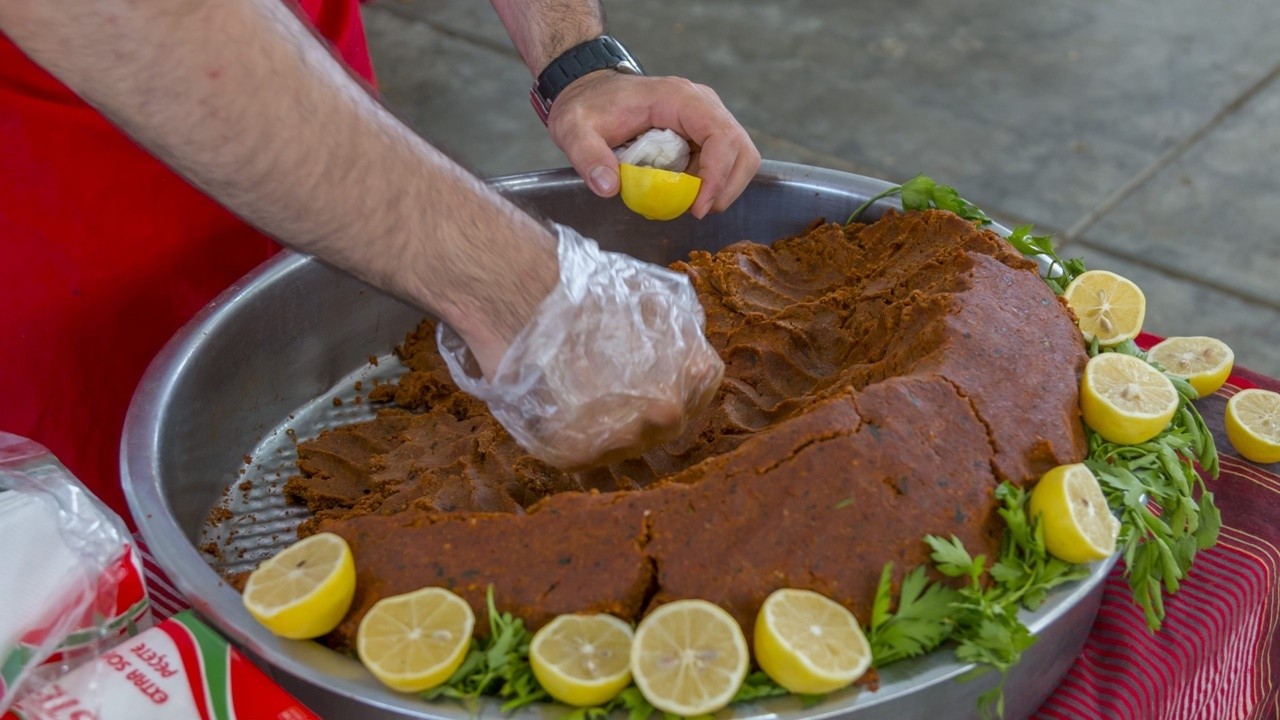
[0,1,374,522]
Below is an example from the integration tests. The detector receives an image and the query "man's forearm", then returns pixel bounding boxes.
[490,0,604,76]
[0,0,556,374]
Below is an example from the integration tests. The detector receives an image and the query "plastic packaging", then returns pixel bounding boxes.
[3,612,320,720]
[614,128,691,172]
[0,433,150,715]
[438,223,725,469]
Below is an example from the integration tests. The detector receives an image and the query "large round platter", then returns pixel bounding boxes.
[123,161,1116,720]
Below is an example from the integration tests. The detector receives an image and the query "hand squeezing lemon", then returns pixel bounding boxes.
[615,129,702,221]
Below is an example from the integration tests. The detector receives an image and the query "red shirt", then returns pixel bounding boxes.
[0,0,374,522]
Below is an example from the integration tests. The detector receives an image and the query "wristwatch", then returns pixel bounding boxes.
[530,35,644,124]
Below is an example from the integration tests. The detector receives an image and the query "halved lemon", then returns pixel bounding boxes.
[1063,270,1147,345]
[530,614,633,707]
[242,532,356,639]
[1225,389,1280,464]
[753,589,871,694]
[356,587,475,693]
[630,599,749,716]
[1029,463,1120,563]
[1081,352,1179,444]
[1147,336,1234,397]
[619,163,702,221]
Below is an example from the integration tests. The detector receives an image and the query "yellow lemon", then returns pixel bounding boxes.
[1063,270,1147,345]
[529,614,633,707]
[1029,463,1120,563]
[356,587,475,693]
[1225,389,1280,464]
[618,163,702,221]
[242,532,356,640]
[630,600,749,716]
[1081,352,1179,445]
[1147,336,1234,398]
[753,589,871,695]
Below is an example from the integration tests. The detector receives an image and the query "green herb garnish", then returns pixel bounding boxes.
[868,564,961,666]
[847,173,990,226]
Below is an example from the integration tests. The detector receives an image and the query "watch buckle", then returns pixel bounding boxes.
[530,87,552,126]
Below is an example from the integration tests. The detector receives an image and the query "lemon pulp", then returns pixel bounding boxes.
[1225,389,1280,464]
[1080,352,1179,444]
[530,614,633,707]
[630,599,748,716]
[1029,463,1120,563]
[356,587,475,693]
[1147,336,1234,397]
[618,163,701,221]
[242,532,356,640]
[1063,270,1146,345]
[753,589,870,694]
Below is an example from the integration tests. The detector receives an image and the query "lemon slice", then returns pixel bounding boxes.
[1147,336,1234,397]
[242,532,356,639]
[619,163,702,221]
[1063,270,1147,345]
[630,599,749,716]
[1081,352,1179,444]
[530,614,633,707]
[1225,389,1280,464]
[753,589,871,694]
[1029,463,1120,563]
[356,587,475,693]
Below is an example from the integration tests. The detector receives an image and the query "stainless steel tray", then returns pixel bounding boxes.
[122,161,1116,720]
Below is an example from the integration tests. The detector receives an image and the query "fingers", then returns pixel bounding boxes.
[686,83,762,213]
[547,73,760,214]
[553,119,622,198]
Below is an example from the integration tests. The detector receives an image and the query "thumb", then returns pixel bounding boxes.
[557,127,621,198]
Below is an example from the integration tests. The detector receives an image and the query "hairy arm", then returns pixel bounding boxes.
[0,0,556,377]
[490,0,604,76]
[491,0,760,217]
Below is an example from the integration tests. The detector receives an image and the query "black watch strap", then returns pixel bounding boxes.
[530,36,644,124]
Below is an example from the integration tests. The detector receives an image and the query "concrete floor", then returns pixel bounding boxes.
[361,0,1280,378]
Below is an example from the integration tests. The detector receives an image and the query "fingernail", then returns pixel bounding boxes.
[590,166,618,195]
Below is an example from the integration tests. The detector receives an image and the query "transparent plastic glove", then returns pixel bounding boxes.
[437,223,724,469]
[614,128,691,172]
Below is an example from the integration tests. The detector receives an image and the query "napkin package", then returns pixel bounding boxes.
[0,433,150,715]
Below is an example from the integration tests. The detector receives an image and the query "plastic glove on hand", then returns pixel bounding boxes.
[437,224,724,469]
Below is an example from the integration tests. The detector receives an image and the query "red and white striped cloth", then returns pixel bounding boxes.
[134,334,1280,719]
[1036,335,1280,719]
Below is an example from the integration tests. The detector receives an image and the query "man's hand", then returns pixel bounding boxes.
[548,71,760,219]
[490,0,760,218]
[438,224,725,469]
